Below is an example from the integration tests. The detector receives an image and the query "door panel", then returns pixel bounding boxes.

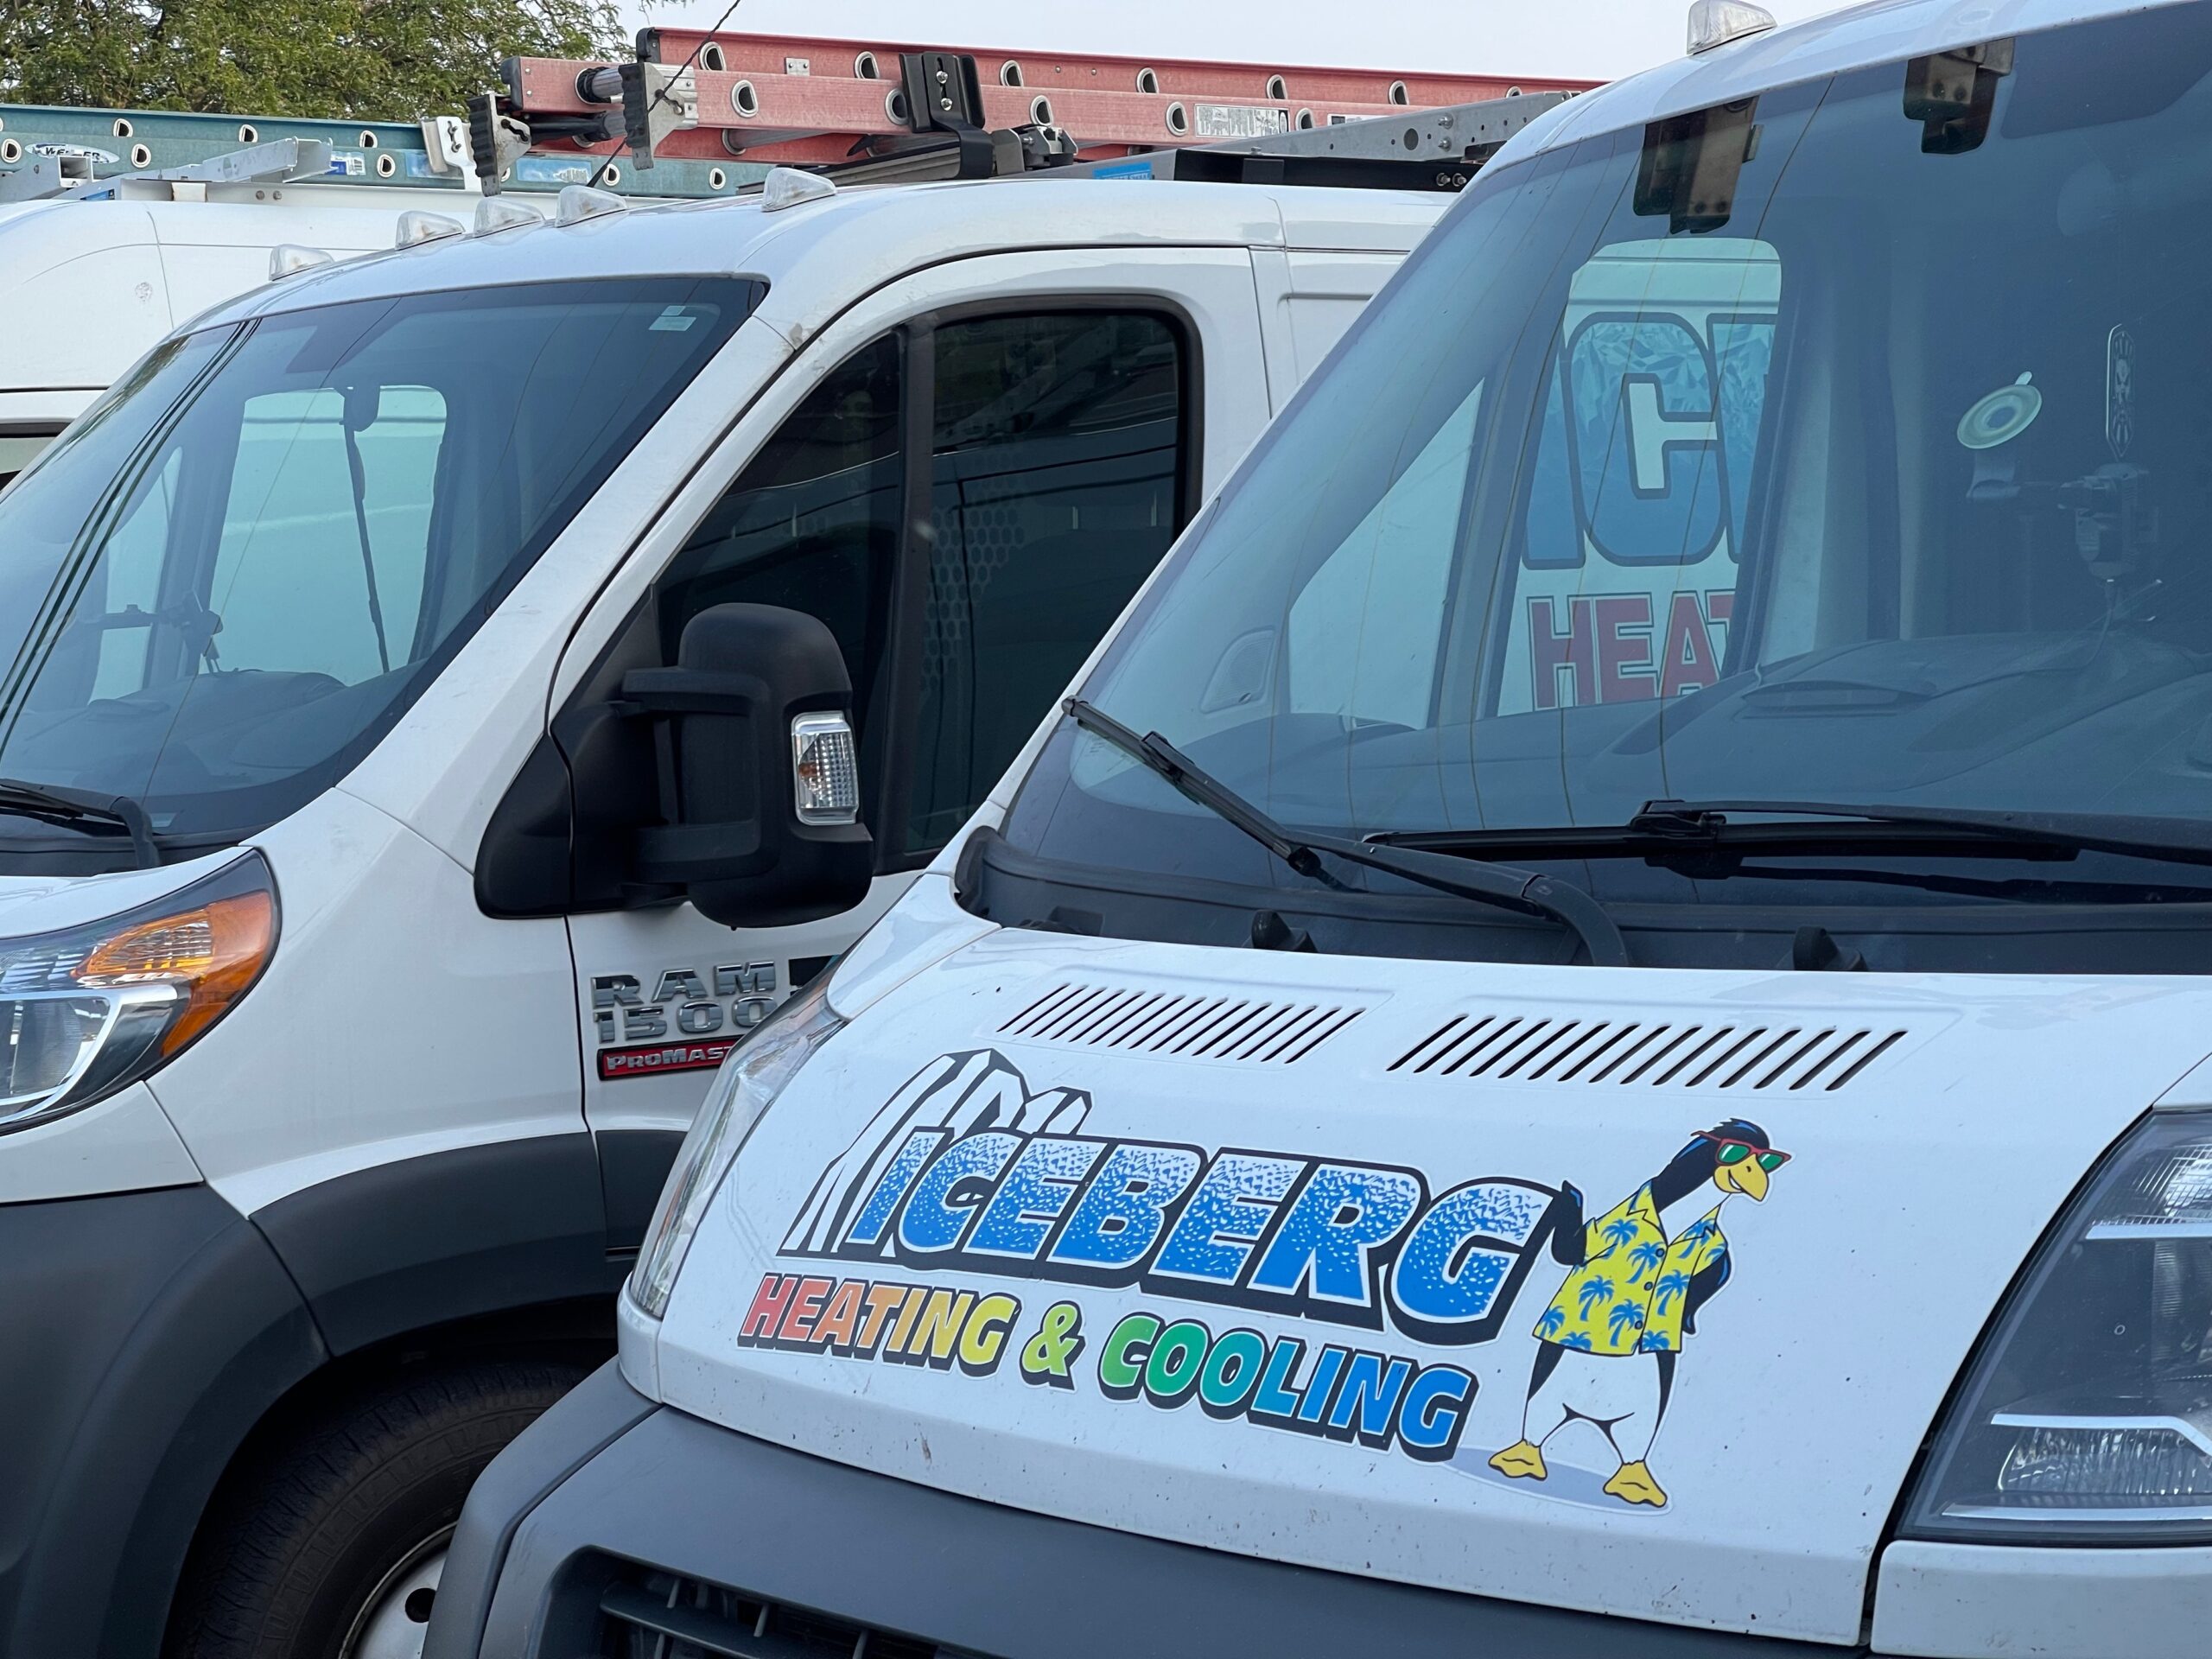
[569,250,1260,1142]
[572,878,904,1135]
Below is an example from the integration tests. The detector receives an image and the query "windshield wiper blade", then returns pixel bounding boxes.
[0,777,159,868]
[1628,798,2212,868]
[1061,700,1630,966]
[1377,798,2212,870]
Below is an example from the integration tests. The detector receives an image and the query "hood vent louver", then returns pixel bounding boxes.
[1001,983,1361,1065]
[1389,1015,1906,1092]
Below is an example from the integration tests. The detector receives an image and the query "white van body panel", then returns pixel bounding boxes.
[0,1081,200,1205]
[652,912,2212,1643]
[190,180,1440,334]
[149,787,582,1217]
[1874,1537,2212,1659]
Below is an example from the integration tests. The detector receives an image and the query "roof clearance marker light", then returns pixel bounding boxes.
[760,166,836,213]
[1688,0,1777,54]
[267,244,334,281]
[473,195,543,235]
[393,210,465,248]
[555,183,628,226]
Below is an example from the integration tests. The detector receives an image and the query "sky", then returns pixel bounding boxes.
[617,0,1855,85]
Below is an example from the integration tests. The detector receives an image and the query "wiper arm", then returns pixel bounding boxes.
[1061,700,1630,966]
[1627,798,2212,868]
[0,777,159,868]
[1376,798,2212,871]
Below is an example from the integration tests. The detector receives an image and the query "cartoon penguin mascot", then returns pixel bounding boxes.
[1487,1118,1789,1507]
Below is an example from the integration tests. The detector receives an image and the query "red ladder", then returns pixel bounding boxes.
[498,31,1599,168]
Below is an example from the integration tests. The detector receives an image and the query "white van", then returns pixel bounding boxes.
[0,175,1442,1656]
[427,3,2212,1656]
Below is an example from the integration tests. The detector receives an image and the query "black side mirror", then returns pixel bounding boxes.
[622,603,872,926]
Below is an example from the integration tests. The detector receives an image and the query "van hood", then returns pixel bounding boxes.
[655,931,2212,1643]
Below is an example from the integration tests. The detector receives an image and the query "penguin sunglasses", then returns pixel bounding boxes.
[1700,1134,1790,1173]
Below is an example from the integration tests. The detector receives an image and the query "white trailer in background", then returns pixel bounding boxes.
[0,117,753,485]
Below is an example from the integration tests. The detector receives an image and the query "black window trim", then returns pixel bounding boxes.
[873,292,1206,876]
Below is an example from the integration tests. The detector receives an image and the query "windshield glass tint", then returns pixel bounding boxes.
[1014,10,2212,884]
[0,277,752,850]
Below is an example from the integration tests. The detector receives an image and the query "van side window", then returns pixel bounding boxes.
[654,334,902,768]
[906,311,1186,854]
[653,312,1189,868]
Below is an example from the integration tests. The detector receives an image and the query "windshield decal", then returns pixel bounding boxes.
[752,1049,1789,1508]
[1499,239,1779,716]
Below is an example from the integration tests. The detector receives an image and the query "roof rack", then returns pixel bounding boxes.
[1055,89,1571,192]
[480,30,1595,191]
[0,102,759,204]
[0,34,1595,210]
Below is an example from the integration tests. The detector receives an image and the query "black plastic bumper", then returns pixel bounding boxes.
[429,1360,1864,1658]
[0,1181,326,1657]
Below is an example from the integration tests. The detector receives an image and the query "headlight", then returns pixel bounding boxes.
[1906,1109,2212,1541]
[0,854,276,1134]
[628,970,844,1319]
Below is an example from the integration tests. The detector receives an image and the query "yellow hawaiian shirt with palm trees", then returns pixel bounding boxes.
[1534,1185,1728,1356]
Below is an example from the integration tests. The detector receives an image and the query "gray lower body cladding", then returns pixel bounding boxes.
[0,1182,325,1657]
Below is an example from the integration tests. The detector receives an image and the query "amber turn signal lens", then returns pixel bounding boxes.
[74,890,276,1054]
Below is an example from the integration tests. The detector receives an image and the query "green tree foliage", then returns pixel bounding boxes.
[0,0,627,120]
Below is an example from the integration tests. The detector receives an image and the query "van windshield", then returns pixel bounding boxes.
[997,9,2212,970]
[0,276,753,867]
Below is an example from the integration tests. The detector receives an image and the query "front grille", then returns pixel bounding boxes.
[600,1568,950,1659]
[999,982,1361,1063]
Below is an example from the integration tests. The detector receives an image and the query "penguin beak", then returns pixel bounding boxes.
[1717,1156,1771,1202]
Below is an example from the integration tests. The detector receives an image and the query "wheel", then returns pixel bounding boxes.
[166,1355,589,1659]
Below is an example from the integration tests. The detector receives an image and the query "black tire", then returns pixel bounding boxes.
[166,1355,589,1659]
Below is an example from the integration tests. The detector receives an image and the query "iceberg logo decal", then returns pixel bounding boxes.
[781,1050,1556,1343]
[762,1049,1789,1502]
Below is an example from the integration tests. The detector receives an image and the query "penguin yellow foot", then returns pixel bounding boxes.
[1603,1461,1668,1507]
[1488,1440,1548,1480]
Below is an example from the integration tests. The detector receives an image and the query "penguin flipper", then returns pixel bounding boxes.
[1681,1251,1732,1337]
[1545,1181,1590,1266]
